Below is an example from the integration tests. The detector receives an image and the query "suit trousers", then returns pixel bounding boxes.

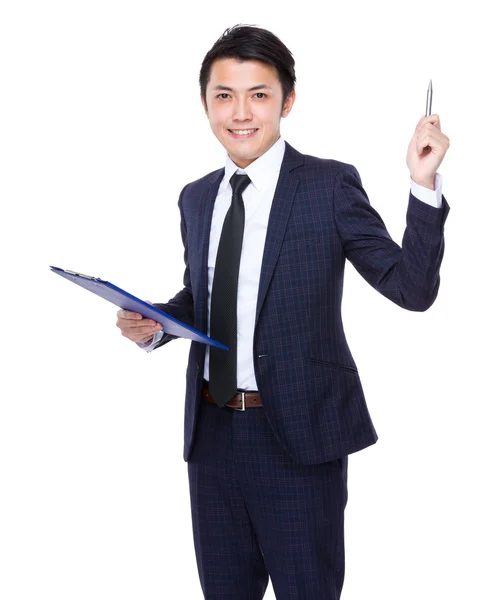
[187,391,349,599]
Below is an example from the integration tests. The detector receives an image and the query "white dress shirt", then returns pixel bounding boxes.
[138,136,443,391]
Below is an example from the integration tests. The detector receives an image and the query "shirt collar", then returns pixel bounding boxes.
[221,135,286,193]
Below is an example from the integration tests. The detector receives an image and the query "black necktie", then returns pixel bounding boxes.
[209,173,251,408]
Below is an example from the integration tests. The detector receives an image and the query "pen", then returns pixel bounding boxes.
[426,79,433,116]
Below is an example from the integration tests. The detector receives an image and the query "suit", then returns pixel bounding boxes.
[146,138,449,597]
[151,139,450,466]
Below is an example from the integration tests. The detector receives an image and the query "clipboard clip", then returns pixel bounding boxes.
[64,269,97,280]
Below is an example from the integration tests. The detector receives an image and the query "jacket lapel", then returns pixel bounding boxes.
[195,169,224,336]
[254,142,303,330]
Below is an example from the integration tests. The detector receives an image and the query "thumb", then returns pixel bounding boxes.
[145,299,153,305]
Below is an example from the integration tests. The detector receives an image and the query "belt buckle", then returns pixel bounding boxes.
[233,390,246,411]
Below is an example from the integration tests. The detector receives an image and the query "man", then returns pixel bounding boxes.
[116,24,450,600]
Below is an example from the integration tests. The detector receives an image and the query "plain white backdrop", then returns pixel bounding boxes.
[1,1,483,598]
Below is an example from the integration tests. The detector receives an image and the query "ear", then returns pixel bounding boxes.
[200,94,208,115]
[282,90,296,118]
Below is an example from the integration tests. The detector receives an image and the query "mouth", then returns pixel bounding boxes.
[227,128,259,139]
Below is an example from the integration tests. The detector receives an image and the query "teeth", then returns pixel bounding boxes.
[230,129,257,135]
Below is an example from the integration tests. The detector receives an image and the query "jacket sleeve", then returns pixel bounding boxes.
[332,164,451,311]
[151,183,195,349]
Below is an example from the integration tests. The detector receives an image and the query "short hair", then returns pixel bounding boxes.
[199,24,296,113]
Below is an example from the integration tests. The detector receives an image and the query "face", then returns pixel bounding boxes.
[201,58,296,169]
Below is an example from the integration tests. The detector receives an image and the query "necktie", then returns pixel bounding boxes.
[209,173,251,408]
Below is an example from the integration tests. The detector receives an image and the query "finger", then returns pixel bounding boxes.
[118,318,162,330]
[418,124,442,142]
[416,135,433,155]
[416,129,447,155]
[121,310,143,319]
[121,324,163,341]
[418,125,448,145]
[428,129,448,147]
[424,119,441,134]
[135,324,163,341]
[122,329,158,343]
[417,114,440,132]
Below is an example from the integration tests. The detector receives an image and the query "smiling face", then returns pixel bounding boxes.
[201,58,296,169]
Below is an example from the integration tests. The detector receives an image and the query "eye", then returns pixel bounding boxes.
[215,92,267,99]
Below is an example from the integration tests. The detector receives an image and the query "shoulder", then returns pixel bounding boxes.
[177,168,223,205]
[296,153,364,194]
[174,168,223,210]
[185,168,223,192]
[300,153,358,178]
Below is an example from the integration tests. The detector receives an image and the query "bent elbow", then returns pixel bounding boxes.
[405,278,441,312]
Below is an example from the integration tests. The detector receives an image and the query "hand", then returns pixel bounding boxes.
[116,300,163,344]
[406,114,450,189]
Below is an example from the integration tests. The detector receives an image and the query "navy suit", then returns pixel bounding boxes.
[152,140,449,597]
[153,141,450,465]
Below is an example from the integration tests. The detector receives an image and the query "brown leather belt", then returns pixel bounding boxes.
[202,380,262,410]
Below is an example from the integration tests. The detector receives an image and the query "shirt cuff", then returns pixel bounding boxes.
[410,172,443,208]
[136,329,164,352]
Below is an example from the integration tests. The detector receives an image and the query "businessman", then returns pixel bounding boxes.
[116,24,450,600]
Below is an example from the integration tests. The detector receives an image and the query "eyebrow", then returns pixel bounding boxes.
[212,84,272,92]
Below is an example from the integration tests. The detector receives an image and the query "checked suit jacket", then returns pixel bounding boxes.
[151,141,450,466]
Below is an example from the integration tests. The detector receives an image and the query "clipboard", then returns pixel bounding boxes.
[50,266,228,350]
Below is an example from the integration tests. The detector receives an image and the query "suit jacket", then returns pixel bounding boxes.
[153,141,450,465]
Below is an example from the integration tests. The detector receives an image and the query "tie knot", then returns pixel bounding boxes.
[230,173,251,196]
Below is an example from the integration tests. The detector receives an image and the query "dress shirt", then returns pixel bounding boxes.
[138,137,444,390]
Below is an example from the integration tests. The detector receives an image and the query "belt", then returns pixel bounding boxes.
[201,380,262,411]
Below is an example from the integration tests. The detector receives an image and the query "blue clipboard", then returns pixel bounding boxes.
[50,266,228,351]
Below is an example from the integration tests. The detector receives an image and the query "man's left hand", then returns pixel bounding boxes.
[406,114,450,189]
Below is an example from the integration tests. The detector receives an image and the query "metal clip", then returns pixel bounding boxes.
[64,270,96,280]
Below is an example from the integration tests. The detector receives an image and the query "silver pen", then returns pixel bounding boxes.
[426,79,433,116]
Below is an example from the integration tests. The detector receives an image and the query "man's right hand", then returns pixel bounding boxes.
[116,300,163,344]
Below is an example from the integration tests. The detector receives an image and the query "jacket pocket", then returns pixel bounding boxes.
[304,357,358,374]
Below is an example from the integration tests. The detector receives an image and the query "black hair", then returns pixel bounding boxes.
[199,24,296,114]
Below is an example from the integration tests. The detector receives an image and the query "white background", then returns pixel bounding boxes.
[1,1,483,598]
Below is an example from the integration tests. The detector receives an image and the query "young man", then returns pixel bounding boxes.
[117,24,450,599]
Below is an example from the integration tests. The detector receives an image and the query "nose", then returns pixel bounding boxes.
[233,98,252,122]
